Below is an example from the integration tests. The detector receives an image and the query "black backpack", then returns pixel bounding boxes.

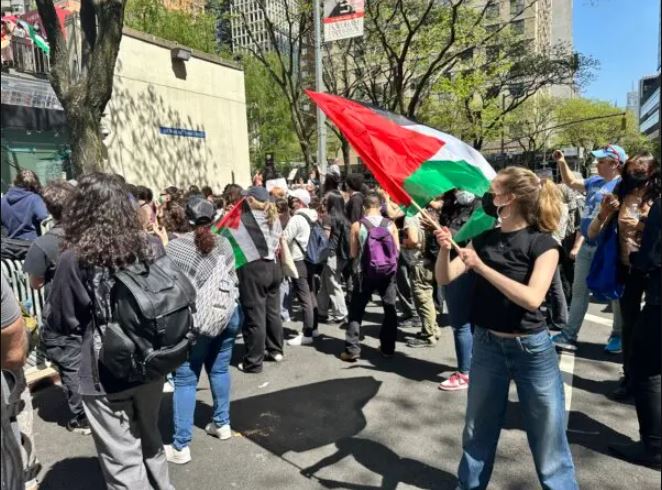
[91,254,197,384]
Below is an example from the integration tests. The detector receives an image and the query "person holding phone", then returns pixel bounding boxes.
[551,146,625,353]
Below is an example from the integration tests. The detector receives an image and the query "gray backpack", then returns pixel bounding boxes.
[193,252,238,337]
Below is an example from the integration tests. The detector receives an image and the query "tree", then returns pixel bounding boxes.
[124,0,220,54]
[35,0,127,174]
[554,97,652,169]
[503,95,558,159]
[230,0,316,167]
[243,55,303,170]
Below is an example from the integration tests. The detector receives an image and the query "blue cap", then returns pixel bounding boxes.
[591,144,628,164]
[242,186,270,202]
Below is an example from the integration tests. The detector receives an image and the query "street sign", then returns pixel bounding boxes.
[323,0,365,42]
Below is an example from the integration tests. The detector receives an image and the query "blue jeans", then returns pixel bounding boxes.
[172,306,243,450]
[563,242,596,341]
[458,327,577,490]
[445,273,475,374]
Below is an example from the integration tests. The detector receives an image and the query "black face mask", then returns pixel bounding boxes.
[620,171,648,194]
[482,192,499,218]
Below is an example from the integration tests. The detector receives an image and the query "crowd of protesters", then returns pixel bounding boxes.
[1,145,660,489]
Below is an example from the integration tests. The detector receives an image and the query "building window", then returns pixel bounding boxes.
[486,46,499,63]
[486,1,500,20]
[510,0,525,16]
[511,19,525,36]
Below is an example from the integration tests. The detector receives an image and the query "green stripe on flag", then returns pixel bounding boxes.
[454,208,496,243]
[221,229,248,269]
[403,159,491,209]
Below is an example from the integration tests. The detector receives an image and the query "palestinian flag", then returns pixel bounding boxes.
[211,198,269,268]
[18,20,49,55]
[306,90,497,242]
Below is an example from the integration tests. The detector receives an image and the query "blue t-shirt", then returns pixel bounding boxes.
[580,175,621,244]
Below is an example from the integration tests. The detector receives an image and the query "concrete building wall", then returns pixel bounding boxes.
[104,29,251,192]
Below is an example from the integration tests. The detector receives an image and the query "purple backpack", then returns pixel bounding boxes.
[361,218,398,280]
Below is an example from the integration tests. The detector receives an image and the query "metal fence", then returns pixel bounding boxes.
[10,35,51,75]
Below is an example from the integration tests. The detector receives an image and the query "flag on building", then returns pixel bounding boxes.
[211,198,268,268]
[306,90,497,242]
[18,20,49,55]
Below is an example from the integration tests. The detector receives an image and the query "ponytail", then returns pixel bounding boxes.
[247,197,279,227]
[498,166,562,233]
[537,179,562,233]
[194,225,216,255]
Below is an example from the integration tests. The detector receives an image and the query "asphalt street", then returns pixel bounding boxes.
[30,299,660,490]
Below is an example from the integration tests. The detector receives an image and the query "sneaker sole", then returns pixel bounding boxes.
[438,384,469,392]
[68,428,92,435]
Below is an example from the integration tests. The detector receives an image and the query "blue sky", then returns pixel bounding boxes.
[574,0,660,106]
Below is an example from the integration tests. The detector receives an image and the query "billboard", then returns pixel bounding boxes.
[323,0,364,42]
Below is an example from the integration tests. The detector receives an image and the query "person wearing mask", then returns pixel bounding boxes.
[587,153,660,401]
[284,189,320,346]
[609,197,661,469]
[552,146,626,352]
[22,181,91,434]
[237,186,284,373]
[345,173,366,224]
[437,189,480,391]
[1,170,49,240]
[436,167,577,489]
[46,173,174,490]
[341,193,400,362]
[318,191,350,324]
[164,197,242,464]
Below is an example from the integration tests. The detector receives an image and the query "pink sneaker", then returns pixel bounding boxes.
[438,372,469,391]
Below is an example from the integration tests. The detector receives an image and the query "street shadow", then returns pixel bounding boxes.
[301,437,457,489]
[31,384,70,429]
[39,457,105,489]
[574,341,623,365]
[225,377,381,455]
[312,334,455,383]
[570,373,633,404]
[503,400,632,460]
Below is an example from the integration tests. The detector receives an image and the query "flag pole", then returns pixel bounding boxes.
[408,199,462,253]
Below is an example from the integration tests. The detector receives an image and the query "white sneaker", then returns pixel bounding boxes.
[164,444,191,464]
[206,423,233,440]
[287,333,314,346]
[266,352,284,362]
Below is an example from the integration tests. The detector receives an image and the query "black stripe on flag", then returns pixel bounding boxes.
[240,200,270,258]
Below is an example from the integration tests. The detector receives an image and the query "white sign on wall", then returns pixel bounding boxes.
[323,0,365,42]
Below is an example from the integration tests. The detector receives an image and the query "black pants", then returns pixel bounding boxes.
[41,331,85,419]
[345,274,398,356]
[620,269,646,382]
[291,261,318,337]
[631,304,661,452]
[238,260,284,372]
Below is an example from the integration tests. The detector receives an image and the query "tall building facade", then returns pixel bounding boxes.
[639,74,660,140]
[626,88,640,126]
[229,0,292,53]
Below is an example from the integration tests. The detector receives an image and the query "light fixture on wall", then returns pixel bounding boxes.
[171,47,192,62]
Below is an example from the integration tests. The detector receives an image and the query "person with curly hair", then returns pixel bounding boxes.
[46,172,174,490]
[1,170,49,240]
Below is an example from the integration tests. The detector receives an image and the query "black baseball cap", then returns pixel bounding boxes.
[242,186,270,203]
[186,196,215,226]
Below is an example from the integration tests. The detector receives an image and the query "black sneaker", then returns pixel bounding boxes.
[609,381,633,402]
[67,416,92,435]
[609,442,661,470]
[406,337,436,348]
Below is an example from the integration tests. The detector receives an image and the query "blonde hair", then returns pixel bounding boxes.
[247,196,279,227]
[498,166,562,233]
